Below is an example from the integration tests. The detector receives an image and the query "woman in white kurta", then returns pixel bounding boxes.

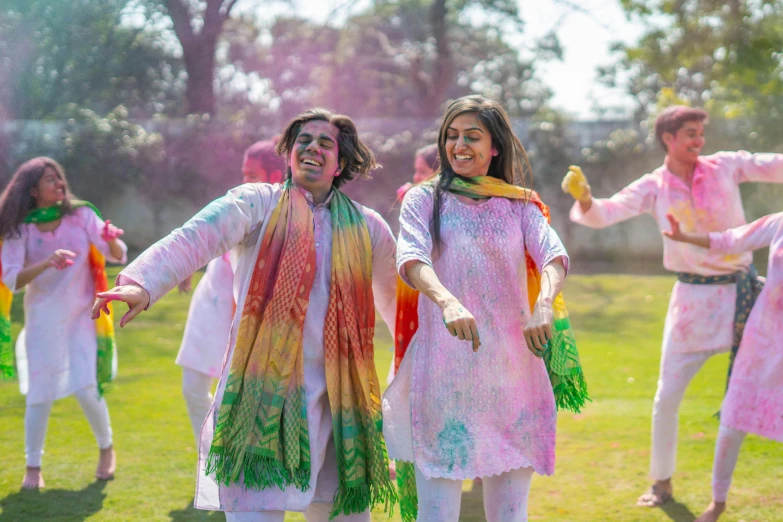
[176,139,285,443]
[0,157,127,489]
[383,96,569,522]
[664,211,783,522]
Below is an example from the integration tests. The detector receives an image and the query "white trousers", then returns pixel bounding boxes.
[25,385,113,467]
[711,425,746,502]
[225,504,369,522]
[182,367,214,444]
[650,349,723,480]
[414,465,534,522]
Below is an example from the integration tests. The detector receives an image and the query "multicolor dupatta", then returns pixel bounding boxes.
[0,201,117,395]
[205,182,396,519]
[393,176,589,522]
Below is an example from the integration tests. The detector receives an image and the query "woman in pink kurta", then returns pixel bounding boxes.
[562,106,783,507]
[0,158,127,489]
[664,211,783,522]
[383,96,568,522]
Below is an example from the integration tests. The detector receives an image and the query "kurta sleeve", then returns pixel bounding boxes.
[1,232,26,293]
[396,185,434,287]
[709,212,783,256]
[365,208,398,337]
[522,202,570,274]
[569,173,658,228]
[118,183,275,307]
[77,206,128,264]
[722,150,783,184]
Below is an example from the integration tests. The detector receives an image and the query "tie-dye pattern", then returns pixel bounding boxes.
[709,212,783,441]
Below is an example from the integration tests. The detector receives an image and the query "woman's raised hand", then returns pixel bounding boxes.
[524,298,554,358]
[101,220,124,242]
[92,284,150,327]
[47,249,76,270]
[561,165,592,202]
[442,299,481,352]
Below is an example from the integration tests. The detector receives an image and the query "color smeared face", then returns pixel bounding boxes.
[242,156,284,184]
[445,113,495,178]
[289,120,341,193]
[663,120,705,164]
[31,167,66,207]
[413,155,436,184]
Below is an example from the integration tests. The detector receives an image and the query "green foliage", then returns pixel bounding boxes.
[0,0,184,120]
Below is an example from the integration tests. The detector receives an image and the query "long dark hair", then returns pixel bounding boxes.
[431,95,533,249]
[276,108,379,190]
[0,157,74,239]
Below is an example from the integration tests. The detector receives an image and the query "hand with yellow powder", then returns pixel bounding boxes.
[561,165,593,212]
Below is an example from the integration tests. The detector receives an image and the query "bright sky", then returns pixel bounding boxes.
[250,0,646,120]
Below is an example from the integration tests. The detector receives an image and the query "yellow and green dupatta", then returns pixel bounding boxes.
[205,182,396,518]
[393,176,589,522]
[0,201,117,394]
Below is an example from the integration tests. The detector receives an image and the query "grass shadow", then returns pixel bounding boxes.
[0,480,107,521]
[659,500,697,522]
[168,502,226,521]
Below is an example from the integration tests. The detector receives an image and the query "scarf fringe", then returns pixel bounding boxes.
[205,447,311,491]
[549,367,590,413]
[395,461,418,522]
[330,476,398,520]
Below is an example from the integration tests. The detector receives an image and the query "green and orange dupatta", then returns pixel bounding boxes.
[0,200,117,395]
[204,182,396,519]
[393,176,589,522]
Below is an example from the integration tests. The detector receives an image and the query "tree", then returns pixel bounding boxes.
[0,0,183,120]
[227,0,560,120]
[159,0,241,115]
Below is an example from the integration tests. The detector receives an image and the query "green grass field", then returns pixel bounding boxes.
[1,273,781,521]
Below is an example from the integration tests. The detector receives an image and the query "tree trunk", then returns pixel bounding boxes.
[183,40,217,115]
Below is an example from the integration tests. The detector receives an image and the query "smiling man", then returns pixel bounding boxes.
[561,106,783,509]
[92,109,399,522]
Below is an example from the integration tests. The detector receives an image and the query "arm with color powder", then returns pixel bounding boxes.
[366,208,398,338]
[564,166,659,229]
[1,230,76,291]
[728,150,783,184]
[708,212,783,255]
[92,184,275,326]
[396,186,481,352]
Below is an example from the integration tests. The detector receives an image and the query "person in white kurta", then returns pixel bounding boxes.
[0,157,127,489]
[93,115,398,522]
[176,139,285,443]
[562,106,783,507]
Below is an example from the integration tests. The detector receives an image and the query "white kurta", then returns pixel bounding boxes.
[176,253,235,378]
[117,183,398,512]
[1,206,127,405]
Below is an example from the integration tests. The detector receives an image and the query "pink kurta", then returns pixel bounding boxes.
[1,207,127,404]
[571,151,783,354]
[117,183,398,513]
[176,253,234,378]
[709,212,783,442]
[383,185,569,479]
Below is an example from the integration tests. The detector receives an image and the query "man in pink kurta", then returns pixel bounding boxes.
[562,106,783,507]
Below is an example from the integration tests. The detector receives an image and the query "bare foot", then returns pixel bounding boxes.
[95,446,116,481]
[636,478,673,507]
[694,501,726,522]
[22,466,44,489]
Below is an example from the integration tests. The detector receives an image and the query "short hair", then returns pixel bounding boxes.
[654,106,708,151]
[243,137,285,174]
[275,108,379,190]
[415,144,440,171]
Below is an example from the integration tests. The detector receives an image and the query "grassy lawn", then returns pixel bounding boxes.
[0,273,781,521]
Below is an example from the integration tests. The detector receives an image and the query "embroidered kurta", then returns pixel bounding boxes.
[571,151,783,354]
[383,185,569,479]
[709,212,783,442]
[1,207,127,405]
[117,183,398,512]
[176,253,234,378]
